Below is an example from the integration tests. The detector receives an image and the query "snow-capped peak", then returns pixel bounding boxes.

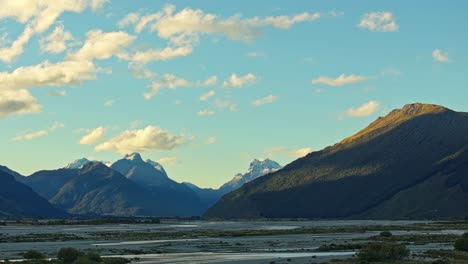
[64,158,92,169]
[220,159,282,192]
[146,159,167,175]
[124,153,143,162]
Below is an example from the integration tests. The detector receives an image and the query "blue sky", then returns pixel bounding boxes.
[0,0,467,188]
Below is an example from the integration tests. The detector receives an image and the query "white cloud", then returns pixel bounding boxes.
[0,0,107,63]
[432,49,450,62]
[79,126,105,145]
[358,12,399,32]
[157,157,179,166]
[345,101,380,117]
[197,110,216,116]
[130,46,193,65]
[68,30,136,61]
[47,90,67,97]
[118,12,140,28]
[312,74,369,86]
[252,94,278,106]
[122,4,320,43]
[145,74,218,99]
[222,73,256,88]
[203,75,218,86]
[0,89,41,118]
[205,137,217,144]
[40,25,73,54]
[95,125,185,154]
[119,5,320,66]
[200,90,216,101]
[13,122,64,141]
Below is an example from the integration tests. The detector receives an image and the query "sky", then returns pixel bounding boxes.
[0,0,467,188]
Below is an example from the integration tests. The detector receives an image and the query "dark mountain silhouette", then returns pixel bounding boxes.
[205,103,468,219]
[0,169,66,218]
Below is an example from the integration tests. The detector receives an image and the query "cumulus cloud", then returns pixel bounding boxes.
[432,49,450,62]
[358,12,399,32]
[68,30,136,61]
[13,122,64,141]
[122,5,320,42]
[79,126,105,145]
[130,46,193,65]
[145,74,217,99]
[0,0,107,63]
[222,73,256,88]
[40,25,73,54]
[252,94,278,106]
[119,5,320,65]
[345,101,380,117]
[312,74,369,86]
[197,110,216,116]
[0,29,135,117]
[200,90,216,101]
[0,89,41,118]
[95,125,185,154]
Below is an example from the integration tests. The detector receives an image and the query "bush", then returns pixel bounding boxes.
[23,250,46,260]
[57,247,83,263]
[380,231,393,238]
[358,242,409,262]
[455,238,468,252]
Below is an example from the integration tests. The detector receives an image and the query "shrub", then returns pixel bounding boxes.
[358,242,409,262]
[380,231,393,238]
[57,247,83,263]
[23,250,46,260]
[455,238,468,252]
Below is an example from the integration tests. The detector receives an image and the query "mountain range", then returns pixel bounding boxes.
[4,103,468,220]
[205,103,468,219]
[1,153,281,218]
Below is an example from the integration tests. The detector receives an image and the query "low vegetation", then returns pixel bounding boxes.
[9,248,130,264]
[357,242,409,262]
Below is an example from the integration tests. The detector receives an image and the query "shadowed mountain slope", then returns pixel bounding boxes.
[205,103,468,219]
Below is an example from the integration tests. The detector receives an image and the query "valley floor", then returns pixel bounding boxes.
[1,220,467,263]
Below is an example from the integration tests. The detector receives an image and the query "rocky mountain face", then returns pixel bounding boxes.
[205,103,468,219]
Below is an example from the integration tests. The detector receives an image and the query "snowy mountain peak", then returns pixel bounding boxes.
[248,158,281,174]
[64,158,92,169]
[146,159,167,175]
[124,153,143,162]
[220,159,282,192]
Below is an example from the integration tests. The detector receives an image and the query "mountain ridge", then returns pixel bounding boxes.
[205,103,468,219]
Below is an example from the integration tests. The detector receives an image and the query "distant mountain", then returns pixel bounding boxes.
[219,159,282,193]
[50,162,171,216]
[188,158,282,210]
[205,103,468,219]
[64,158,93,169]
[111,153,169,187]
[0,165,24,181]
[111,153,204,216]
[0,169,66,218]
